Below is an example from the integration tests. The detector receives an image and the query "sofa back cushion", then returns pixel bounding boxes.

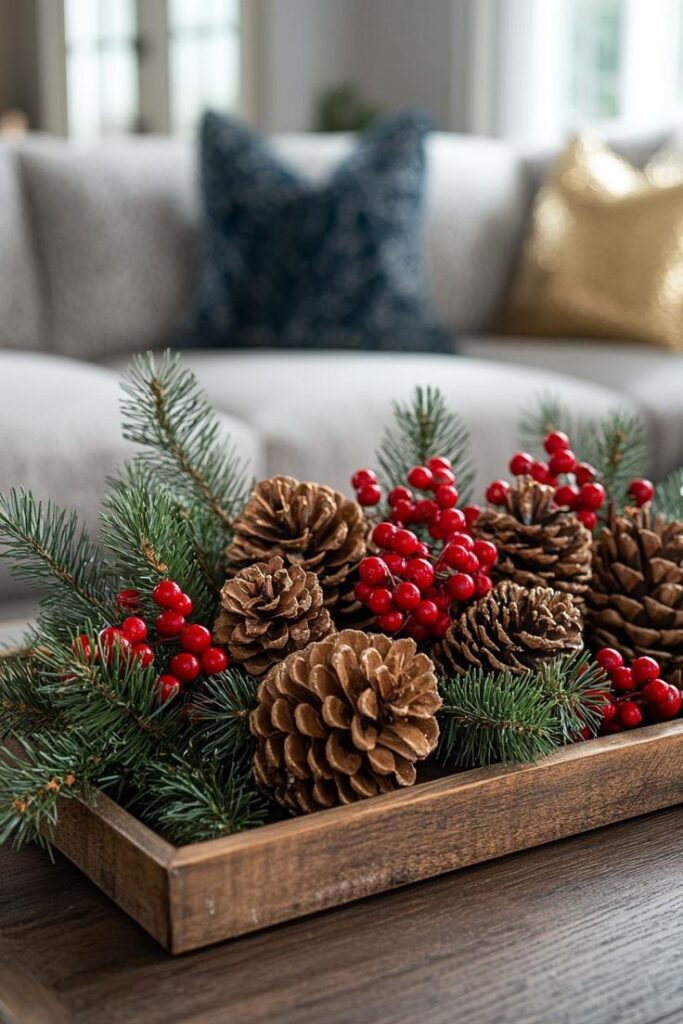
[0,145,45,352]
[17,132,528,358]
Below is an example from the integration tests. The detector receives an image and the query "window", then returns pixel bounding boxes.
[569,0,623,121]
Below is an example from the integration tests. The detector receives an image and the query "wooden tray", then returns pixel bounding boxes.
[47,721,683,954]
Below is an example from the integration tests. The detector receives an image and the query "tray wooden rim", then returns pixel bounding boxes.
[47,720,683,953]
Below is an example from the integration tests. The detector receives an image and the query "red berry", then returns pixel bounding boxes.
[405,621,431,641]
[133,643,154,668]
[549,448,576,475]
[152,580,182,609]
[390,500,415,524]
[357,483,381,506]
[404,558,435,590]
[641,678,670,704]
[578,510,597,531]
[384,553,408,575]
[376,610,405,633]
[431,587,452,610]
[544,431,571,454]
[372,522,396,549]
[631,656,660,685]
[201,646,228,675]
[601,701,618,721]
[354,581,373,603]
[359,556,389,585]
[414,599,439,625]
[439,508,467,534]
[612,666,635,692]
[155,610,186,639]
[434,485,458,509]
[485,480,510,506]
[413,499,440,524]
[596,647,624,673]
[72,633,93,661]
[473,572,493,598]
[99,627,131,665]
[388,486,412,506]
[443,542,473,571]
[116,588,140,611]
[449,531,475,550]
[446,572,475,601]
[180,624,212,654]
[431,467,456,487]
[463,504,481,527]
[367,587,394,615]
[351,468,377,490]
[393,529,420,557]
[578,482,606,511]
[173,592,192,617]
[426,456,452,472]
[169,652,201,684]
[415,542,431,558]
[429,520,448,540]
[654,685,682,719]
[528,460,549,483]
[554,484,580,509]
[509,451,534,476]
[628,478,655,507]
[121,616,148,644]
[431,612,452,638]
[393,581,421,610]
[407,465,434,490]
[618,700,643,728]
[575,462,596,485]
[473,540,498,567]
[157,674,180,701]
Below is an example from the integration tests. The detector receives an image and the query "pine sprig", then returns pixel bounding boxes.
[376,386,474,503]
[535,651,606,742]
[653,467,683,522]
[190,670,259,764]
[137,756,268,845]
[120,352,249,532]
[0,489,114,633]
[0,647,60,738]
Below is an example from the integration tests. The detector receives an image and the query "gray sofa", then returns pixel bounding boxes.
[1,126,682,625]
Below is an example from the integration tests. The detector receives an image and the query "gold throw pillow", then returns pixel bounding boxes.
[498,135,683,350]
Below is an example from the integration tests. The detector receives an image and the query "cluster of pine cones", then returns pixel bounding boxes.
[213,473,683,816]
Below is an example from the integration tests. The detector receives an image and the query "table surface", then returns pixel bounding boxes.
[1,807,682,1024]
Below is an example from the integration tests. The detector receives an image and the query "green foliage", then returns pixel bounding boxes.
[653,467,683,522]
[191,669,259,764]
[437,652,606,769]
[519,396,647,513]
[376,386,475,503]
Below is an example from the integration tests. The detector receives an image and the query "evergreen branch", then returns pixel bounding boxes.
[535,651,607,743]
[377,386,475,503]
[0,489,113,632]
[0,647,60,738]
[137,755,268,845]
[0,732,102,849]
[437,671,559,768]
[653,468,683,522]
[190,670,259,765]
[120,352,249,532]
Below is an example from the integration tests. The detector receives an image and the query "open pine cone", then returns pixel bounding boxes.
[586,510,683,685]
[227,476,368,615]
[214,556,335,678]
[476,479,592,600]
[250,629,441,814]
[435,580,583,676]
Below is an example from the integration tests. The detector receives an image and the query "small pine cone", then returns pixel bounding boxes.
[586,510,683,686]
[435,580,583,676]
[227,475,368,613]
[250,629,441,814]
[476,480,592,600]
[214,556,334,678]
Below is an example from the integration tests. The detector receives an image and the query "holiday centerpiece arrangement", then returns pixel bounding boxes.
[1,354,682,853]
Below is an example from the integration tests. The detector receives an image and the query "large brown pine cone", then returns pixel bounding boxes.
[476,479,592,600]
[435,580,583,676]
[586,510,683,685]
[213,556,335,678]
[250,629,441,814]
[226,476,368,614]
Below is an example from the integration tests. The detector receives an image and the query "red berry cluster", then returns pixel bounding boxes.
[72,582,228,704]
[594,647,682,732]
[486,430,655,531]
[351,456,497,640]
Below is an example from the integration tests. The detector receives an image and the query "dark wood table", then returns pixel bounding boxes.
[1,807,682,1024]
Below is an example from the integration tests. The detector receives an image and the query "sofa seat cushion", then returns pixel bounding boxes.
[459,337,683,479]
[0,353,264,600]
[146,350,636,498]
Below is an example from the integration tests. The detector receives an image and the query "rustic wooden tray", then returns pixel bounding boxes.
[47,720,683,954]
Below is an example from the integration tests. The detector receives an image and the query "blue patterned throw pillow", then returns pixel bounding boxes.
[183,109,451,352]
